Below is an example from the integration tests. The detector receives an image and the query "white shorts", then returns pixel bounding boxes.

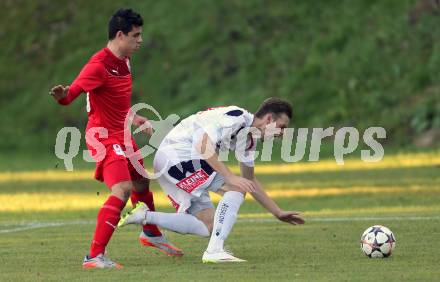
[154,151,225,215]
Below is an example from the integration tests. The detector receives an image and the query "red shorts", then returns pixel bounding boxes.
[86,137,146,189]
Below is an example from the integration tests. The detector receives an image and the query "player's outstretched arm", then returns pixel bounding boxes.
[196,133,256,193]
[240,163,305,225]
[49,84,83,105]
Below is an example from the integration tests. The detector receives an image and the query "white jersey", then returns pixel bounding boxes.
[157,106,257,167]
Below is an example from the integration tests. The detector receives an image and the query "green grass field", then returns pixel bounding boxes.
[1,152,440,281]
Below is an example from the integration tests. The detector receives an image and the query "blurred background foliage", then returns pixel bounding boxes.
[0,0,439,151]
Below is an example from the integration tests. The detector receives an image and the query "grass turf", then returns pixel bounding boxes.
[0,153,439,281]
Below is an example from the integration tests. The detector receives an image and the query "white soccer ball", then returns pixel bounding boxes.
[360,225,396,258]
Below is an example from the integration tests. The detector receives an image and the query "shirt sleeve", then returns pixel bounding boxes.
[57,84,83,105]
[57,61,106,105]
[192,107,251,154]
[71,62,106,93]
[200,116,243,146]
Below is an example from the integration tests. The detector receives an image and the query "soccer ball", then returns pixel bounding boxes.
[360,225,396,258]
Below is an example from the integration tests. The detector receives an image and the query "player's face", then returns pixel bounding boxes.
[261,113,290,139]
[120,25,143,55]
[273,113,290,138]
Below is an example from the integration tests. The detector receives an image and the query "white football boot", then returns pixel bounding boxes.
[202,249,246,263]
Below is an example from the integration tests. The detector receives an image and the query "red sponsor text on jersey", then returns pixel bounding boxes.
[176,169,210,193]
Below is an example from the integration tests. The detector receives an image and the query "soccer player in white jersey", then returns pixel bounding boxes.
[118,97,305,263]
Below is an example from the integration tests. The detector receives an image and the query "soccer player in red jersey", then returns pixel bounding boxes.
[50,8,182,269]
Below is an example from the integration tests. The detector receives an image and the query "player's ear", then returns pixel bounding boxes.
[266,113,274,124]
[116,30,124,39]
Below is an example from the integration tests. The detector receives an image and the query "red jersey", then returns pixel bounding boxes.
[58,47,132,142]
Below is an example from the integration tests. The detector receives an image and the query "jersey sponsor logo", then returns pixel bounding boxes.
[168,160,214,181]
[112,144,126,156]
[176,169,210,193]
[104,65,130,76]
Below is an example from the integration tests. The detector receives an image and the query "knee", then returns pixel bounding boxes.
[195,215,213,236]
[132,178,150,193]
[220,186,246,197]
[111,181,133,201]
[228,190,246,199]
[198,216,213,236]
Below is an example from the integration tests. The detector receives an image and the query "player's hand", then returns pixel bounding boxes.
[50,85,69,101]
[276,211,305,225]
[225,174,256,193]
[133,115,154,136]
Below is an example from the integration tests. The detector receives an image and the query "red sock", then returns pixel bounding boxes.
[131,190,162,236]
[89,195,126,258]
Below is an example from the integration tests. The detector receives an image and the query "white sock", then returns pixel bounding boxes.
[206,191,244,252]
[143,212,210,237]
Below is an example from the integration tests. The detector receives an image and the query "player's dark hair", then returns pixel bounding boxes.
[108,8,143,40]
[255,97,293,119]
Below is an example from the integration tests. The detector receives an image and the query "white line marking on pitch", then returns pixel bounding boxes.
[239,215,440,222]
[0,220,93,234]
[1,216,440,234]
